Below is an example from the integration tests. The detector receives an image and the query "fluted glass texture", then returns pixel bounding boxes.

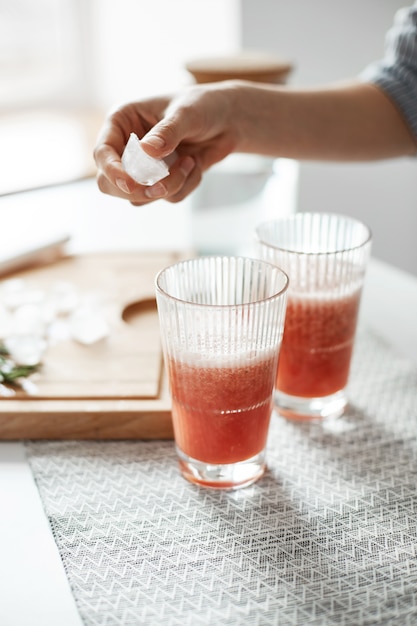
[156,256,288,361]
[155,256,288,472]
[256,212,372,421]
[256,212,372,297]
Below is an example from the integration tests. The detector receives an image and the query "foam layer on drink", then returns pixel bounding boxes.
[285,256,366,297]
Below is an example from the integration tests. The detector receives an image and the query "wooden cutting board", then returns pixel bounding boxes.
[0,250,188,440]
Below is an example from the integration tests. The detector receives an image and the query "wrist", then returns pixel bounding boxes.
[209,80,251,152]
[221,81,284,154]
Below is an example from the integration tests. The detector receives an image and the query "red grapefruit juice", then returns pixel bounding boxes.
[277,289,361,398]
[168,351,279,465]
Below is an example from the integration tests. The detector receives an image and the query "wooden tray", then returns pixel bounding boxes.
[0,251,187,440]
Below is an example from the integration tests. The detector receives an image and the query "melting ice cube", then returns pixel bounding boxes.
[0,305,12,339]
[5,335,47,366]
[121,132,170,186]
[12,304,46,337]
[69,306,110,345]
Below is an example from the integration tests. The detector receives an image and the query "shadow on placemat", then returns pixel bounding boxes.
[25,328,417,626]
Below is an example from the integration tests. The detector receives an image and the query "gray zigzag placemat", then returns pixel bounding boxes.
[26,329,417,626]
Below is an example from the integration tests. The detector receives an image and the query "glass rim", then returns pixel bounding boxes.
[155,255,289,308]
[255,212,372,256]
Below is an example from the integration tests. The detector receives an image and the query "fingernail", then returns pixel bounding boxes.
[144,182,167,199]
[143,134,165,150]
[116,178,131,194]
[180,156,195,176]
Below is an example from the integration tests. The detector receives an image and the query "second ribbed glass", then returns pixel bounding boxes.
[155,256,288,489]
[256,213,372,422]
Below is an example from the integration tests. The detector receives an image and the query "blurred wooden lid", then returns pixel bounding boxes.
[185,51,293,85]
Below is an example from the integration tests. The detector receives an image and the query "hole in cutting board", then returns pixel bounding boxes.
[122,297,158,327]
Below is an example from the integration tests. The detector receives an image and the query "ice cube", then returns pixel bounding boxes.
[47,318,71,343]
[0,305,12,339]
[4,335,47,366]
[45,281,79,317]
[121,132,170,186]
[0,383,15,397]
[12,304,46,336]
[0,278,44,310]
[69,306,110,345]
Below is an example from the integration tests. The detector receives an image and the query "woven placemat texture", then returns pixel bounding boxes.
[26,329,417,626]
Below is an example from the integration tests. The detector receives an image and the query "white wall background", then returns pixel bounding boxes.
[89,0,240,110]
[4,1,416,274]
[240,0,417,276]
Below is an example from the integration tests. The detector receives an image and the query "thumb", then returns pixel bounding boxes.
[140,120,179,159]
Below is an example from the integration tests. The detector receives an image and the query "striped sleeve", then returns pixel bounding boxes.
[359,3,417,142]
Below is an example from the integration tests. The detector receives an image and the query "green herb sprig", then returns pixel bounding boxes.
[0,342,40,386]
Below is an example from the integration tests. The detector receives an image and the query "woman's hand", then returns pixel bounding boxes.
[93,83,241,205]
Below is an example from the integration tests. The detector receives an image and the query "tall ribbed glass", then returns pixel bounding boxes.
[155,256,288,489]
[256,213,372,421]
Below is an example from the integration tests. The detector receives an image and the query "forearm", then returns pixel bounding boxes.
[231,80,417,161]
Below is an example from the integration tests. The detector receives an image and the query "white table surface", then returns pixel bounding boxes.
[1,178,417,626]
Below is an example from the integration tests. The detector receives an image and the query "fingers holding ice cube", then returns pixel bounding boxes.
[121,132,174,186]
[96,130,195,204]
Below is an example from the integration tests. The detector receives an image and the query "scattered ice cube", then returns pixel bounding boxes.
[47,281,79,316]
[16,377,39,395]
[47,318,71,343]
[70,306,110,345]
[121,132,170,186]
[12,304,46,337]
[0,277,112,379]
[0,278,44,310]
[0,383,15,397]
[5,334,47,366]
[0,278,25,293]
[0,304,13,339]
